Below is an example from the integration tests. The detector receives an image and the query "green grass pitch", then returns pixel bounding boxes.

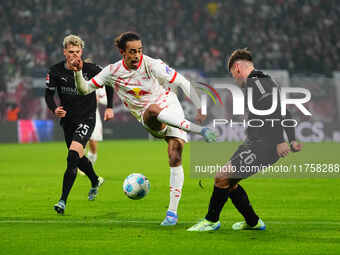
[1,140,340,255]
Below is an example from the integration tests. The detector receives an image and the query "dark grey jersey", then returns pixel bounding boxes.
[245,69,295,145]
[45,61,101,121]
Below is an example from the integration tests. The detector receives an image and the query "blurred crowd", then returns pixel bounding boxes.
[0,0,339,121]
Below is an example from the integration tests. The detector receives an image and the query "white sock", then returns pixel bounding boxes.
[168,165,184,215]
[157,108,203,134]
[87,151,97,164]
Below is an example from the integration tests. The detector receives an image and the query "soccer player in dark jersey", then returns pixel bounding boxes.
[188,49,303,231]
[45,35,114,214]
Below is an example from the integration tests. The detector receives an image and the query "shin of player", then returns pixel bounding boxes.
[167,138,184,218]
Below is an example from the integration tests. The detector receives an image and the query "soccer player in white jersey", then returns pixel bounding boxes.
[70,32,216,226]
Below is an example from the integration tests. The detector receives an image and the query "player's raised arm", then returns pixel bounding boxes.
[72,59,112,95]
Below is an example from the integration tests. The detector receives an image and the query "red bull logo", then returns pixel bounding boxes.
[127,88,151,99]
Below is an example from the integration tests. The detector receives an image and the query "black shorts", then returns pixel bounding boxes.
[228,140,280,179]
[62,117,95,148]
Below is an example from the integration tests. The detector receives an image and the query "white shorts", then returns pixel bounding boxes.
[90,109,103,141]
[141,93,188,143]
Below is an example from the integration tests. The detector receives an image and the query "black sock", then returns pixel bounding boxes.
[60,150,80,203]
[205,185,229,222]
[78,156,99,187]
[229,185,259,226]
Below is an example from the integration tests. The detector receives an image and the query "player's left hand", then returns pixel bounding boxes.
[290,141,303,152]
[104,108,114,121]
[277,142,290,157]
[195,109,206,124]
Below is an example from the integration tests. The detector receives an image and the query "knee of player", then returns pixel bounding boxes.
[214,177,233,189]
[147,104,162,117]
[168,151,182,166]
[67,149,79,159]
[67,150,80,169]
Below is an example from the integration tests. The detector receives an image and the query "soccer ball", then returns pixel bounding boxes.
[123,173,150,200]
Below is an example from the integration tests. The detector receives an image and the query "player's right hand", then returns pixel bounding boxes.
[276,142,290,157]
[70,57,83,71]
[54,106,67,118]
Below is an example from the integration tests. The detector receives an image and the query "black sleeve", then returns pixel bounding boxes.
[44,72,57,113]
[283,109,296,143]
[105,85,113,108]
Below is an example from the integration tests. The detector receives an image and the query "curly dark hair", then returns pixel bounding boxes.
[114,32,141,51]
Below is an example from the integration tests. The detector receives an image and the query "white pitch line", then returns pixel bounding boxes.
[0,220,340,225]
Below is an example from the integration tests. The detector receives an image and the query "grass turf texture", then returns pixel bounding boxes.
[0,140,339,255]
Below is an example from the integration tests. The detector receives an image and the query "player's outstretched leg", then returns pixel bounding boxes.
[229,185,265,230]
[54,150,80,214]
[145,104,217,142]
[78,156,104,201]
[161,139,184,226]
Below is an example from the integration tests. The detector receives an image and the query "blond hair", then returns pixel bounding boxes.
[63,34,85,49]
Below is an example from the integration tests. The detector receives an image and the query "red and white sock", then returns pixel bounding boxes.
[168,165,184,215]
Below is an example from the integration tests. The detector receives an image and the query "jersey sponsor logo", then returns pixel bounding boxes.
[126,88,151,99]
[61,86,79,95]
[61,77,68,82]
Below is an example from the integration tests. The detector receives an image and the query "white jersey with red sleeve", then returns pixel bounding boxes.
[90,54,179,121]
